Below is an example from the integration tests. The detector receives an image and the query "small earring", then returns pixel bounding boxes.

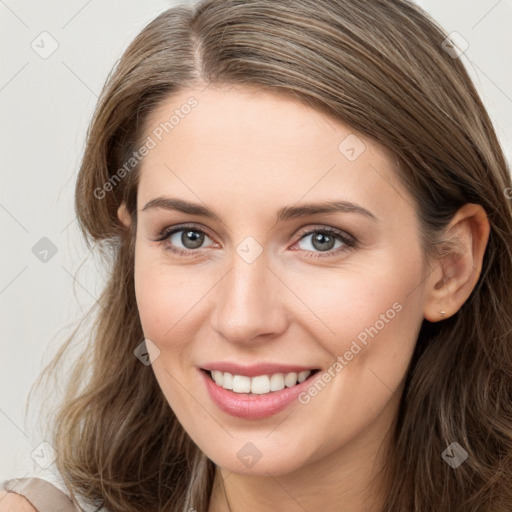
[440,310,446,317]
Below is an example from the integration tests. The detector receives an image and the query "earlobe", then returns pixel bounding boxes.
[117,202,132,228]
[423,203,490,322]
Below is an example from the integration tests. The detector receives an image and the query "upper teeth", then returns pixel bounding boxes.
[210,370,312,394]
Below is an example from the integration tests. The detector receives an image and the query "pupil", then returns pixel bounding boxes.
[312,232,335,251]
[182,230,204,249]
[179,231,335,251]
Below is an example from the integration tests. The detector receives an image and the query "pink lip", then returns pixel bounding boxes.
[199,368,321,420]
[200,361,319,377]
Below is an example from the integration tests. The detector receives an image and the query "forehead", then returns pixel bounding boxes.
[136,85,409,222]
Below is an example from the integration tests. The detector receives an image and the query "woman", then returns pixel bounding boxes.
[2,0,511,511]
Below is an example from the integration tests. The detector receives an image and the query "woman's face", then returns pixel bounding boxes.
[127,84,430,476]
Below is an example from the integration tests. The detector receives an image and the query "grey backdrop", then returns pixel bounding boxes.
[1,0,511,480]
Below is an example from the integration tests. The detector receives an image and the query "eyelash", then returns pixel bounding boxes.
[152,223,357,259]
[154,225,358,259]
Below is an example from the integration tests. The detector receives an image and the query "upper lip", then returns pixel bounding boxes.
[200,362,320,377]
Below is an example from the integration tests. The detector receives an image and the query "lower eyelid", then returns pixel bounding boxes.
[157,226,356,256]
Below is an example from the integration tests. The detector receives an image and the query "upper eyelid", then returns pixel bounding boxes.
[159,224,215,241]
[158,223,355,246]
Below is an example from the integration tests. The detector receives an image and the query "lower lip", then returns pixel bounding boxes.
[199,368,321,420]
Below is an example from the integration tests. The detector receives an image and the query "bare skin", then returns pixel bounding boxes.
[117,84,490,511]
[0,490,37,511]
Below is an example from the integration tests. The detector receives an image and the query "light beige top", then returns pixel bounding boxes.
[1,477,83,511]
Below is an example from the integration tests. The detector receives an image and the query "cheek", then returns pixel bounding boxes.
[290,250,423,350]
[134,249,217,350]
[290,262,424,445]
[291,254,426,423]
[135,261,188,341]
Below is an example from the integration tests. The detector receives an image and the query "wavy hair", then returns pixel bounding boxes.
[29,0,512,510]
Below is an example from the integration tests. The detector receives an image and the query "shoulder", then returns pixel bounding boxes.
[0,490,38,511]
[1,473,109,512]
[0,477,80,512]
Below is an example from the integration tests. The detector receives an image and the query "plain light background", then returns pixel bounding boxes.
[1,0,511,480]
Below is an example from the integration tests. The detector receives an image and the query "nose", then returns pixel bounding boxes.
[209,249,288,346]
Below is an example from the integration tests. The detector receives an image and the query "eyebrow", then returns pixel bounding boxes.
[141,197,379,222]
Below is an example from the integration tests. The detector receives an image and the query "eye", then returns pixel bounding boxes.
[153,224,357,259]
[293,227,357,259]
[154,224,215,256]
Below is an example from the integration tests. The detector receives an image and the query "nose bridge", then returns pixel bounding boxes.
[211,245,285,343]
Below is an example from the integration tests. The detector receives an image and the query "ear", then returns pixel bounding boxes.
[117,202,132,228]
[423,203,490,322]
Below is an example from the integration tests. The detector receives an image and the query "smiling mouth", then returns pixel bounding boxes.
[201,368,321,395]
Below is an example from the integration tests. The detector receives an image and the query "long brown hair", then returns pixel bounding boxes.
[29,0,512,510]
